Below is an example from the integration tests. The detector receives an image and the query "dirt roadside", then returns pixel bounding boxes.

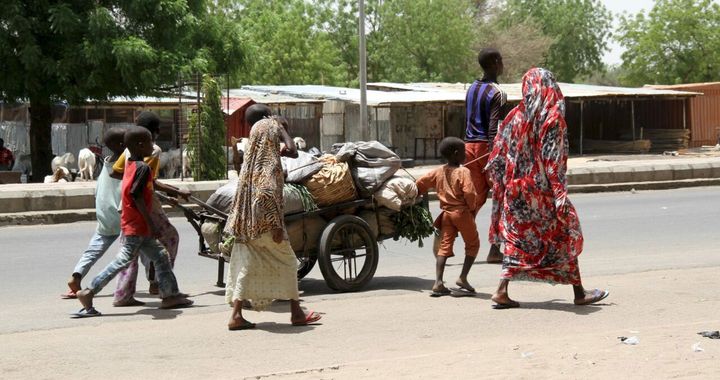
[1,267,718,380]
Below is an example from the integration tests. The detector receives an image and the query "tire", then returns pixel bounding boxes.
[296,254,317,280]
[317,215,379,292]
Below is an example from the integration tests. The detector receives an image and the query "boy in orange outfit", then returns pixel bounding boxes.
[416,137,480,297]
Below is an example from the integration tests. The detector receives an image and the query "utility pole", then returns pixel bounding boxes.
[358,0,369,141]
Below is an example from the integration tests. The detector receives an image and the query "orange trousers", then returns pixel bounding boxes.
[435,210,480,258]
[464,141,490,214]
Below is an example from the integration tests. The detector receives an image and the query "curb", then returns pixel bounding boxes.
[2,178,718,227]
[0,204,202,227]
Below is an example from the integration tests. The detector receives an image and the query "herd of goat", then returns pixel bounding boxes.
[16,136,308,183]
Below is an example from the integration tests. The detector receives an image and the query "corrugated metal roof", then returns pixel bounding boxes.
[227,88,325,104]
[103,96,197,104]
[220,97,254,114]
[243,85,465,106]
[371,82,699,102]
[647,82,720,91]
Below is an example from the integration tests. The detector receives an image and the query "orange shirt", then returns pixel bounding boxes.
[416,166,478,212]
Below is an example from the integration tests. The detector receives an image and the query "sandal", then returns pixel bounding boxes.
[71,307,102,318]
[430,287,452,297]
[292,311,322,326]
[60,291,77,299]
[228,320,257,331]
[574,289,609,306]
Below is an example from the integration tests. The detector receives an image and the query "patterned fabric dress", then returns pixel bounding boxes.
[485,68,584,285]
[225,118,299,311]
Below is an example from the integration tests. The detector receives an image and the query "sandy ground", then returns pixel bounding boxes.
[1,266,718,380]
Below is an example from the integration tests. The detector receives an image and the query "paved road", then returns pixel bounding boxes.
[1,187,719,335]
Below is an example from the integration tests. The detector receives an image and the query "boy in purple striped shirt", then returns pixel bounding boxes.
[464,48,507,264]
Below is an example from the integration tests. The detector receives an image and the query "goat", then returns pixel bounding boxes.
[51,152,76,174]
[77,148,96,181]
[159,148,181,179]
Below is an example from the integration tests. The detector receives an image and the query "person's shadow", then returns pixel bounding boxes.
[515,299,611,315]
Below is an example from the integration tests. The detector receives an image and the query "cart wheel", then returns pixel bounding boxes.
[317,215,378,292]
[296,255,317,280]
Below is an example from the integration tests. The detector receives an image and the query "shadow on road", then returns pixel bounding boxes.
[298,275,436,296]
[515,299,609,315]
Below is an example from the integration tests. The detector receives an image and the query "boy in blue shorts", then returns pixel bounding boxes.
[63,128,125,299]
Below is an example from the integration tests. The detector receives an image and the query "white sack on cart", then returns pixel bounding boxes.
[335,141,402,198]
[373,176,418,211]
[206,180,309,215]
[282,151,324,184]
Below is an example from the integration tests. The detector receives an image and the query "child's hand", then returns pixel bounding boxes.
[271,228,284,244]
[177,189,191,200]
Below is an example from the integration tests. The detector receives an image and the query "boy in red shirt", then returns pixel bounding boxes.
[416,137,480,297]
[74,127,192,317]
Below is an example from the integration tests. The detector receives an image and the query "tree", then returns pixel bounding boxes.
[229,0,348,85]
[498,0,612,82]
[0,1,243,181]
[370,0,479,83]
[617,0,720,86]
[187,75,227,181]
[476,13,554,82]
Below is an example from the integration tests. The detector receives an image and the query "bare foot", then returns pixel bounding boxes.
[486,245,503,264]
[67,275,81,293]
[113,298,146,307]
[574,289,609,305]
[455,279,476,293]
[491,293,519,309]
[160,295,193,309]
[76,289,94,310]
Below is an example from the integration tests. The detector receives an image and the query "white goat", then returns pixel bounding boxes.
[159,148,181,179]
[293,137,307,151]
[77,148,96,181]
[51,152,76,174]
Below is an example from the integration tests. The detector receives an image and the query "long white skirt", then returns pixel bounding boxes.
[225,232,299,311]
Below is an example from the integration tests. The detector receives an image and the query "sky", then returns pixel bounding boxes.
[601,0,656,65]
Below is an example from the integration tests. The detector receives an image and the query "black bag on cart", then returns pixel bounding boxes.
[335,141,401,198]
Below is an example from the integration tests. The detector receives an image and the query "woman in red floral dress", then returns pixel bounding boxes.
[485,68,609,309]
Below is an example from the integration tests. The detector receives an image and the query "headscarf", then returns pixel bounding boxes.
[225,117,285,242]
[487,67,566,187]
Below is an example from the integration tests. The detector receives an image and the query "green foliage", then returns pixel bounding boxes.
[617,0,720,86]
[230,0,348,85]
[370,0,479,83]
[187,75,227,181]
[391,204,437,248]
[498,0,612,82]
[0,1,244,181]
[230,0,480,85]
[477,7,554,82]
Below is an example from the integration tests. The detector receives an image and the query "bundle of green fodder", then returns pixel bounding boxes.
[391,204,436,247]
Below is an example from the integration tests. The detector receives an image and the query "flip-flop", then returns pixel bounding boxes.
[228,320,256,331]
[60,291,77,299]
[430,288,452,298]
[292,311,322,326]
[71,307,102,318]
[450,288,476,297]
[159,299,194,309]
[492,300,520,309]
[574,289,610,306]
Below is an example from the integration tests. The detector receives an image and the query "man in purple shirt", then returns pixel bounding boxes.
[464,48,506,264]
